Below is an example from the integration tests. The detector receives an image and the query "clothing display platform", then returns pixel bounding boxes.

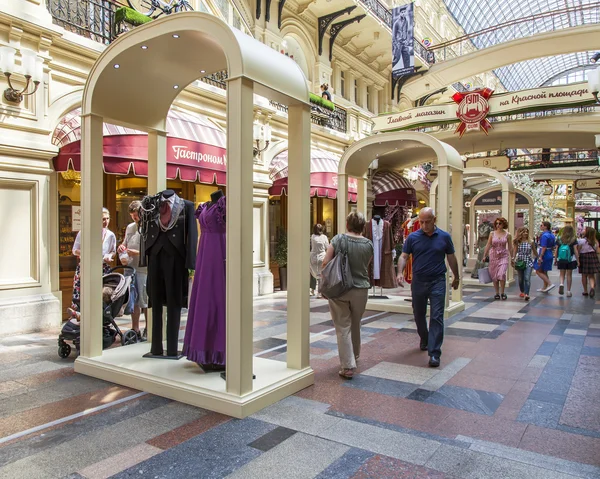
[75,343,314,418]
[365,297,465,318]
[463,277,515,288]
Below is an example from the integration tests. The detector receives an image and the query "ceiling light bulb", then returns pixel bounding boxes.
[114,64,120,68]
[173,34,180,38]
[173,85,179,89]
[141,45,148,50]
[200,69,206,73]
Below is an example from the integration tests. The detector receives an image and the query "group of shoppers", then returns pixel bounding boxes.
[483,218,600,300]
[324,209,600,380]
[323,208,457,378]
[70,202,147,339]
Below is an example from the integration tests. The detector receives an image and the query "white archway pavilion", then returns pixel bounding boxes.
[75,13,313,418]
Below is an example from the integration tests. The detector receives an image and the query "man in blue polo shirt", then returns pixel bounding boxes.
[397,208,460,367]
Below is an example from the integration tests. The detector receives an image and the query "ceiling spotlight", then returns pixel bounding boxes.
[172,34,180,38]
[113,64,120,69]
[141,45,148,50]
[173,85,179,89]
[200,69,206,73]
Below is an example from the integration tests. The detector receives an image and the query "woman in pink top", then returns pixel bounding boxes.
[577,227,600,298]
[484,217,513,300]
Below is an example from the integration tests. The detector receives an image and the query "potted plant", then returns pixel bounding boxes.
[274,232,288,291]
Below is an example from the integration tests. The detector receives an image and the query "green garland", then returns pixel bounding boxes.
[309,92,335,111]
[115,7,153,28]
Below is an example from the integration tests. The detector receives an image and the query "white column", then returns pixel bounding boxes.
[356,176,367,215]
[507,191,516,283]
[451,170,463,303]
[337,173,349,234]
[79,113,104,358]
[429,178,439,217]
[226,77,254,395]
[49,172,60,297]
[287,103,311,370]
[147,130,167,194]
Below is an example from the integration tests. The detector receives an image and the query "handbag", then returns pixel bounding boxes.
[514,260,527,270]
[478,267,492,284]
[320,234,353,299]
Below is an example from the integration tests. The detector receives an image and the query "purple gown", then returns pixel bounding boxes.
[183,196,226,365]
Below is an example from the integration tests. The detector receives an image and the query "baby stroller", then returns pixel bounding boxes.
[58,266,140,358]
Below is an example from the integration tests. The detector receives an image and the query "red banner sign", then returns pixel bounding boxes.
[452,88,494,138]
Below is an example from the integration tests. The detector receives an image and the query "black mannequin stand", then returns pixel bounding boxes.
[368,285,389,300]
[143,352,184,360]
[220,372,256,381]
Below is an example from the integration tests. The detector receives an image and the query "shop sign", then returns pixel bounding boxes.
[465,156,510,172]
[331,174,359,193]
[464,201,472,207]
[373,82,594,133]
[72,206,81,232]
[169,139,226,170]
[452,88,493,137]
[474,190,529,207]
[575,178,600,191]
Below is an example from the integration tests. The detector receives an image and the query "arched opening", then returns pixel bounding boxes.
[337,131,465,317]
[76,12,312,418]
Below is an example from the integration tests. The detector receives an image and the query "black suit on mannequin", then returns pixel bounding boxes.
[140,190,197,357]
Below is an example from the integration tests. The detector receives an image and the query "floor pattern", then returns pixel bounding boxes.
[1,270,600,478]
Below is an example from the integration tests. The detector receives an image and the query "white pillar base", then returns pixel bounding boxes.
[253,270,274,296]
[75,343,314,418]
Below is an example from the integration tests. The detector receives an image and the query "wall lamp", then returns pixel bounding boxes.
[253,123,272,157]
[0,46,44,103]
[588,66,600,103]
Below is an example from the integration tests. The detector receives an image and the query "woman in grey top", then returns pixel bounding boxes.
[322,211,374,380]
[117,200,147,339]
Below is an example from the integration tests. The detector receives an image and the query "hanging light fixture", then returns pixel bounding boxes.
[0,46,44,103]
[253,123,271,157]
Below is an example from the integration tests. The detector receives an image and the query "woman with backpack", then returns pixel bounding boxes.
[511,227,537,301]
[554,225,579,297]
[578,226,600,298]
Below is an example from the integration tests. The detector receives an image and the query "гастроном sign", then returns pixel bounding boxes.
[373,82,594,133]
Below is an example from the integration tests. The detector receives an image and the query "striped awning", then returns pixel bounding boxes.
[52,108,227,185]
[52,108,226,149]
[372,170,417,207]
[268,148,340,181]
[268,148,357,201]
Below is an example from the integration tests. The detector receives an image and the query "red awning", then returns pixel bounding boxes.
[268,149,357,201]
[52,109,227,185]
[372,170,417,207]
[269,173,358,202]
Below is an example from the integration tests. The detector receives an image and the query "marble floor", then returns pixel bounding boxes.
[1,270,600,478]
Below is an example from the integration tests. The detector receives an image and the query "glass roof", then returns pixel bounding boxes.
[443,0,600,90]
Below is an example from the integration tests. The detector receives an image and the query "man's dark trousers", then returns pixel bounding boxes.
[411,276,446,357]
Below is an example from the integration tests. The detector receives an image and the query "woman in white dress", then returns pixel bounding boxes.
[310,224,329,298]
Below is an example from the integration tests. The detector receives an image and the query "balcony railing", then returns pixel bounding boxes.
[428,2,600,63]
[508,150,599,171]
[47,0,118,45]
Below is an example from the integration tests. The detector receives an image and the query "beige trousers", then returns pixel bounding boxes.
[328,288,369,369]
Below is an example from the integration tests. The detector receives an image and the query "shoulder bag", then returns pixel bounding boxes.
[320,234,353,299]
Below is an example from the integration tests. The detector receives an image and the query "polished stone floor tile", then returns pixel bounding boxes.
[351,454,450,479]
[315,448,373,479]
[517,398,562,428]
[424,385,504,416]
[360,362,440,385]
[343,374,418,399]
[448,321,498,332]
[248,425,297,452]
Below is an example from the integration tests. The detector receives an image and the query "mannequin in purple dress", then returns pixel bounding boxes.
[183,190,226,371]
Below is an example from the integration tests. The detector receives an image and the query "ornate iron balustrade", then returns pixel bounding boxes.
[47,0,118,45]
[357,0,392,27]
[509,149,599,171]
[429,2,600,63]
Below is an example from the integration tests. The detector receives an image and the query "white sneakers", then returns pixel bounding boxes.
[544,284,556,293]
